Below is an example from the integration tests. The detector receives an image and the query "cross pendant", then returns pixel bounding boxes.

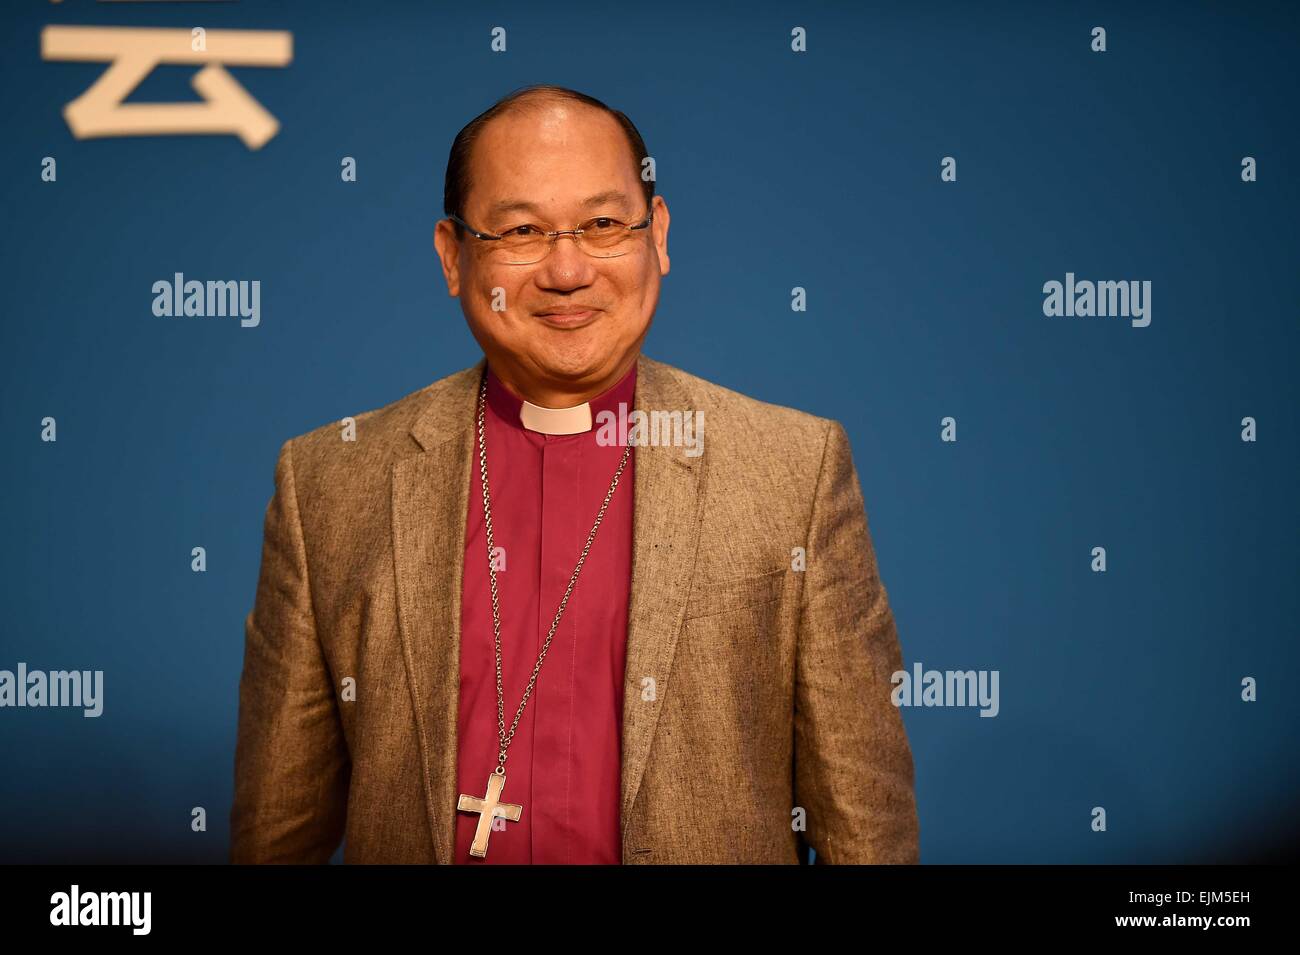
[456,771,523,858]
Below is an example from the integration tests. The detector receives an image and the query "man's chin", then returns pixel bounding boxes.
[528,343,629,390]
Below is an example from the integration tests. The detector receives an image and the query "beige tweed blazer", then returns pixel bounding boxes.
[231,353,919,864]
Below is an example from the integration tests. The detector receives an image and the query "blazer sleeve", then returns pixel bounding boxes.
[793,419,920,863]
[230,438,350,863]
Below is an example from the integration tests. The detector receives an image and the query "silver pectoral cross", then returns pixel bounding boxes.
[456,771,523,858]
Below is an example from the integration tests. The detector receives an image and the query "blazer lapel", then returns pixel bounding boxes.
[391,358,483,864]
[620,355,706,834]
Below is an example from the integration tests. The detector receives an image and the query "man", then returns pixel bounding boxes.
[231,85,919,864]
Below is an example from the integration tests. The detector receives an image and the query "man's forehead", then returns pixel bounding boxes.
[466,102,639,214]
[482,98,620,145]
[486,190,636,219]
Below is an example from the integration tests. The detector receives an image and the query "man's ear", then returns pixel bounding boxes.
[651,195,670,276]
[433,219,462,297]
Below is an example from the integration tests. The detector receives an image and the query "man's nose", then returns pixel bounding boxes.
[534,234,596,289]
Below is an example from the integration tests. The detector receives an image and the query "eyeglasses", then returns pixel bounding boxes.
[448,209,654,265]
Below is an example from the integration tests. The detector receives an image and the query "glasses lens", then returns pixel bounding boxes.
[490,217,643,264]
[578,218,633,257]
[496,226,547,264]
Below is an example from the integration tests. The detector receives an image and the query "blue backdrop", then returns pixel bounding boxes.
[1,0,1296,864]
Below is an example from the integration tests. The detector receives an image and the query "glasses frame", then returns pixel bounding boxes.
[448,208,654,264]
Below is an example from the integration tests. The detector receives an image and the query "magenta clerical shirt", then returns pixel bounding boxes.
[454,360,637,864]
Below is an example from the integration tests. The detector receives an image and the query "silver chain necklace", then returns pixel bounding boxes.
[455,370,633,858]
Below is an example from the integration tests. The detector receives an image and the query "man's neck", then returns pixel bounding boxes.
[493,354,638,409]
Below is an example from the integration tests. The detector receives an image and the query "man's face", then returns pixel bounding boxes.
[434,101,670,401]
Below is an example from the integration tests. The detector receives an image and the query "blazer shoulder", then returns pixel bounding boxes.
[645,357,837,455]
[276,360,481,484]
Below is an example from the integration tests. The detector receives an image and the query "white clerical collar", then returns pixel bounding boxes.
[519,399,592,435]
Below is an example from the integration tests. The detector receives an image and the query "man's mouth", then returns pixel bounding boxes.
[533,306,601,327]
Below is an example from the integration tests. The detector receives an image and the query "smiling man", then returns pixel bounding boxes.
[231,85,919,865]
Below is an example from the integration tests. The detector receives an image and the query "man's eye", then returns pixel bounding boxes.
[588,217,622,230]
[502,225,539,238]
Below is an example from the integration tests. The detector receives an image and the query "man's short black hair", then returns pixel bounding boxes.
[443,85,654,234]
